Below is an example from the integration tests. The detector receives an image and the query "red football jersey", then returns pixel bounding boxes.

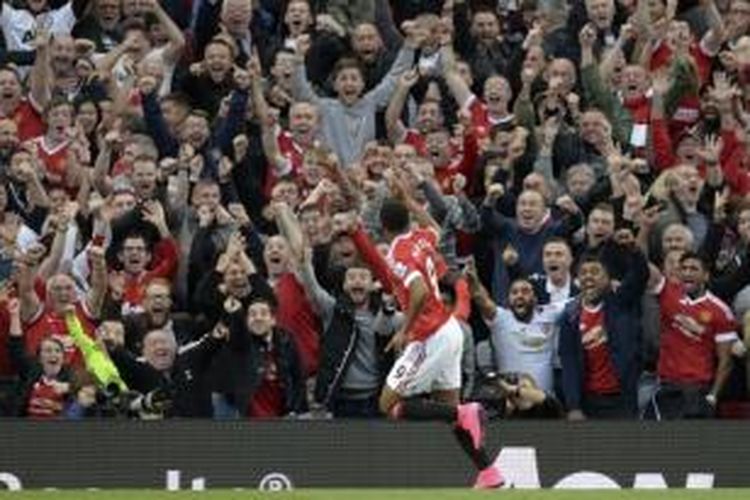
[657,279,738,385]
[465,96,515,141]
[27,376,66,419]
[23,301,97,368]
[31,136,70,187]
[580,305,621,395]
[386,228,451,341]
[404,129,427,156]
[263,128,307,197]
[12,99,44,142]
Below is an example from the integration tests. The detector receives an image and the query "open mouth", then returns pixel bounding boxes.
[267,255,282,266]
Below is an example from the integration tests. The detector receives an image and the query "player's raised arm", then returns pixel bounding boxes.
[384,168,440,235]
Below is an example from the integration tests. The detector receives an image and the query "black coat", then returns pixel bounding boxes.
[110,334,224,417]
[210,310,307,416]
[314,298,394,407]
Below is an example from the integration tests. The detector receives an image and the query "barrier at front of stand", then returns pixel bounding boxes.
[0,421,747,490]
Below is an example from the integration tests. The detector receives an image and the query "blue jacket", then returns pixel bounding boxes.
[558,246,649,415]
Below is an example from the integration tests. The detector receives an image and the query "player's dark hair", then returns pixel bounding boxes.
[379,198,410,235]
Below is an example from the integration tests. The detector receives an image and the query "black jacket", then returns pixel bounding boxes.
[210,310,306,415]
[110,334,224,417]
[314,297,395,407]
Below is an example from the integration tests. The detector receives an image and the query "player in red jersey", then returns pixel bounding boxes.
[373,194,504,489]
[648,252,738,419]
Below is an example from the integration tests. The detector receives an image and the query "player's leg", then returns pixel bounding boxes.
[431,319,504,489]
[380,340,460,421]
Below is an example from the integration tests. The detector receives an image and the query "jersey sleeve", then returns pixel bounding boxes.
[713,303,739,344]
[389,241,422,288]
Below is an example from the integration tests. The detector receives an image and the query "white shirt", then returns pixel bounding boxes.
[486,302,565,392]
[0,2,76,53]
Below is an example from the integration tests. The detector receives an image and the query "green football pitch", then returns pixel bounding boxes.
[0,490,748,499]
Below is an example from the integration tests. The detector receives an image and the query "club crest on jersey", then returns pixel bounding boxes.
[699,311,712,324]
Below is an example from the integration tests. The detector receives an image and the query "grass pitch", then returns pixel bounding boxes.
[0,490,748,499]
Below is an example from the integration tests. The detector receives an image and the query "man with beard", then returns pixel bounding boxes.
[385,69,445,153]
[559,236,649,420]
[452,3,519,88]
[646,252,738,419]
[468,268,565,394]
[297,242,401,417]
[72,0,121,52]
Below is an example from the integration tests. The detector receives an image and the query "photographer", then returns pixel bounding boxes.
[474,372,564,420]
[106,323,228,418]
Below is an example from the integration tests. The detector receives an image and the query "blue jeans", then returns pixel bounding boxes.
[211,393,241,420]
[331,396,380,419]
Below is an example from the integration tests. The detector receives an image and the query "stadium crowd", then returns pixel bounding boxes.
[0,0,749,421]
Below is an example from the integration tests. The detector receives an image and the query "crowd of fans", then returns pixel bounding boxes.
[0,0,749,420]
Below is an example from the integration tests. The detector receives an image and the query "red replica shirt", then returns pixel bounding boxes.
[27,376,66,419]
[23,301,96,368]
[263,128,307,197]
[117,237,180,315]
[386,228,451,341]
[247,346,285,418]
[30,136,70,187]
[465,96,514,141]
[274,273,320,377]
[580,304,621,395]
[404,129,427,156]
[11,99,44,142]
[657,280,738,385]
[650,40,708,139]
